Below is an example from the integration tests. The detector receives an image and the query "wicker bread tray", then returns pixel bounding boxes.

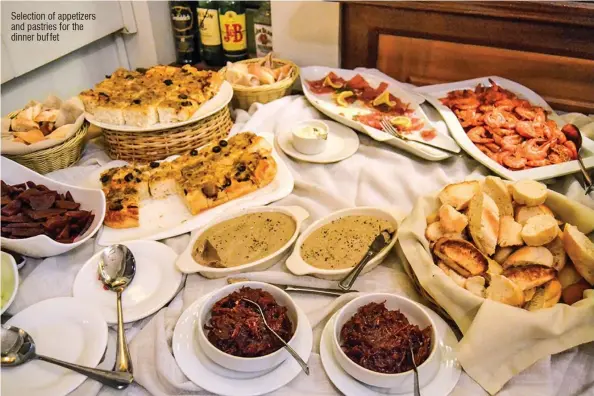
[219,58,299,110]
[102,105,233,163]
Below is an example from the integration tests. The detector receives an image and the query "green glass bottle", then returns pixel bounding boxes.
[169,0,200,65]
[218,1,248,62]
[197,1,226,66]
[253,1,272,58]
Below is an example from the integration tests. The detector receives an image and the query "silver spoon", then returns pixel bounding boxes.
[339,230,393,291]
[561,124,593,194]
[240,298,310,375]
[98,244,136,374]
[409,345,421,396]
[1,325,133,389]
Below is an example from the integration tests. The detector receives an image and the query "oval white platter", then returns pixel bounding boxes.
[72,240,182,324]
[85,81,233,132]
[2,297,108,396]
[415,76,594,181]
[90,134,294,246]
[0,157,106,258]
[320,306,461,396]
[300,66,460,162]
[172,293,313,396]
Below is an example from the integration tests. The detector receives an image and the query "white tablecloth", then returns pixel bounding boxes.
[6,70,594,396]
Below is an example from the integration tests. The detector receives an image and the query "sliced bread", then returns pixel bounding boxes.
[511,180,547,206]
[438,181,480,211]
[503,246,554,269]
[468,192,500,256]
[502,265,556,290]
[562,224,594,285]
[483,176,514,217]
[485,274,525,307]
[521,215,559,246]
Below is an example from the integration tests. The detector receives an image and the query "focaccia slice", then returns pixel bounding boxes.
[104,187,140,229]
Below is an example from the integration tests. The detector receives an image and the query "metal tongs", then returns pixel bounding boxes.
[380,118,460,155]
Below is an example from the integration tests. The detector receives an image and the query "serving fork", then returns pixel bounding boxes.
[380,118,460,155]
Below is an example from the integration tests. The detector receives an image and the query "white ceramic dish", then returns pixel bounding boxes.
[72,240,182,324]
[173,291,312,396]
[300,66,460,161]
[176,205,309,278]
[89,133,294,246]
[276,119,360,164]
[291,119,329,155]
[286,207,400,280]
[197,281,299,372]
[333,294,440,390]
[0,252,19,315]
[321,301,461,396]
[2,297,108,396]
[415,76,594,181]
[0,157,106,258]
[85,81,234,132]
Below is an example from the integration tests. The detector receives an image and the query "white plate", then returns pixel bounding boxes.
[1,252,19,314]
[300,66,460,162]
[172,294,313,396]
[85,81,233,132]
[72,240,182,324]
[276,120,360,163]
[415,76,594,181]
[320,306,461,396]
[0,157,106,258]
[92,134,294,246]
[2,297,108,396]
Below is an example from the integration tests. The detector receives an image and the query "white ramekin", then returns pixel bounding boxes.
[291,119,329,155]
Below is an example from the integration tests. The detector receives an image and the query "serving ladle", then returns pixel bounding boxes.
[1,325,133,389]
[561,123,593,194]
[98,244,136,374]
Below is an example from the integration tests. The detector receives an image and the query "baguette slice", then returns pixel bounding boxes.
[468,192,500,256]
[562,280,591,305]
[486,258,504,277]
[511,180,547,206]
[514,204,555,226]
[437,261,467,288]
[439,204,468,233]
[524,279,562,311]
[524,287,536,302]
[465,276,486,298]
[498,216,524,247]
[485,275,525,307]
[562,224,594,285]
[438,181,480,211]
[521,215,559,246]
[493,247,515,265]
[425,221,464,243]
[483,176,514,217]
[558,262,584,289]
[503,246,554,269]
[433,237,488,276]
[503,265,556,290]
[545,237,567,272]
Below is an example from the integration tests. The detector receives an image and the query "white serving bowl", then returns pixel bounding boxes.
[197,281,299,372]
[332,293,441,390]
[0,252,19,315]
[291,119,329,155]
[285,206,400,280]
[0,157,106,258]
[176,205,309,278]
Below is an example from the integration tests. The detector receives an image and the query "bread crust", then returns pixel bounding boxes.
[468,192,500,256]
[562,224,594,285]
[502,265,556,290]
[433,237,488,276]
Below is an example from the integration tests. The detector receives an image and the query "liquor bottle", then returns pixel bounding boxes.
[170,1,200,65]
[253,1,273,58]
[218,1,248,62]
[197,1,226,66]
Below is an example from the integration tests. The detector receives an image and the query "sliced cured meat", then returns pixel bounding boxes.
[29,192,56,210]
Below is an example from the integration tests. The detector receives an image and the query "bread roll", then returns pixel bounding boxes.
[483,176,514,217]
[493,247,515,265]
[13,129,45,144]
[426,210,440,224]
[558,262,584,289]
[433,237,488,276]
[503,246,554,269]
[562,280,591,305]
[468,192,500,256]
[511,180,547,206]
[521,215,559,246]
[465,275,486,298]
[438,181,480,210]
[514,204,555,226]
[524,279,562,311]
[485,275,525,307]
[499,216,524,247]
[10,118,39,132]
[425,221,446,242]
[562,224,594,285]
[439,204,468,233]
[545,237,567,272]
[502,265,556,290]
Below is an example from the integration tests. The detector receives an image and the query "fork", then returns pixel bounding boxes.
[380,118,460,155]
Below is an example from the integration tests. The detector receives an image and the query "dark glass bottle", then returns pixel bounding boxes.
[170,0,200,65]
[218,1,248,62]
[197,1,226,66]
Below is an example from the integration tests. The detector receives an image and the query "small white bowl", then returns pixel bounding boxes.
[285,207,400,280]
[332,293,441,390]
[176,206,309,278]
[1,252,19,315]
[197,281,299,373]
[291,120,329,155]
[0,157,106,258]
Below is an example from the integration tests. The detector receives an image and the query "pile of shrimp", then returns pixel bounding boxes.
[440,79,577,170]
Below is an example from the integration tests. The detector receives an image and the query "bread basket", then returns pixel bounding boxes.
[219,58,299,110]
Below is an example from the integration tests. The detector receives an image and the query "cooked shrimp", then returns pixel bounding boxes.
[484,109,517,129]
[493,133,523,151]
[519,139,551,160]
[526,159,550,167]
[500,151,527,169]
[476,144,499,161]
[516,121,543,139]
[467,126,493,144]
[485,143,501,153]
[514,106,537,120]
[455,109,482,127]
[550,144,574,162]
[494,99,515,111]
[450,96,481,110]
[563,140,578,159]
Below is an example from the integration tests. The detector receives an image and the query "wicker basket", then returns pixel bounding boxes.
[102,105,233,163]
[219,58,299,110]
[4,122,89,175]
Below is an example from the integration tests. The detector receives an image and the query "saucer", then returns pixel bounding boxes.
[173,294,313,396]
[276,120,359,163]
[2,297,108,396]
[72,240,183,324]
[320,306,461,396]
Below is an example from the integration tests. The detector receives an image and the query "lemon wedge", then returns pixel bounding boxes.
[336,91,354,107]
[372,90,396,107]
[390,116,412,128]
[323,75,343,89]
